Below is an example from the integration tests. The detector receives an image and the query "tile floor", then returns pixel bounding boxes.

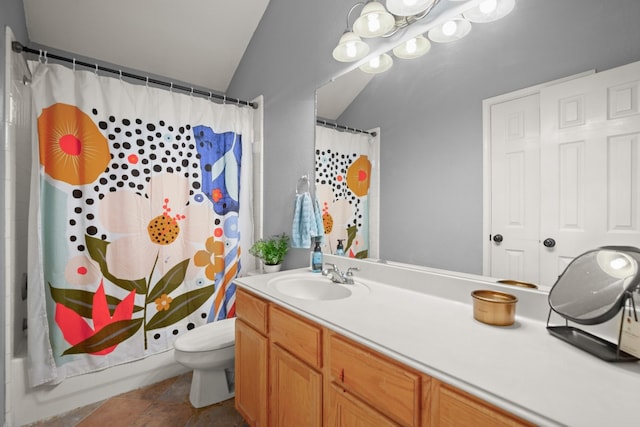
[25,372,247,427]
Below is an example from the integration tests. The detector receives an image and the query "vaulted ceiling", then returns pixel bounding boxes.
[22,0,270,93]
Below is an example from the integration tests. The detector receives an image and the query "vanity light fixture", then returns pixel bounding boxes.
[333,0,517,69]
[359,53,394,73]
[332,0,441,63]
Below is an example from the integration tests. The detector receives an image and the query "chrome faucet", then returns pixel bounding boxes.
[321,263,359,284]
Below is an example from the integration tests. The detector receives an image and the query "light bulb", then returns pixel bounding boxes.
[405,38,417,54]
[442,20,457,36]
[370,56,381,69]
[345,41,357,58]
[479,0,498,14]
[610,257,629,270]
[367,13,381,33]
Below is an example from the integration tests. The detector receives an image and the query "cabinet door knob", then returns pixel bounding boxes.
[543,238,556,248]
[492,234,503,243]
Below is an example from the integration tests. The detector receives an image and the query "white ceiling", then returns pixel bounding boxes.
[22,0,270,93]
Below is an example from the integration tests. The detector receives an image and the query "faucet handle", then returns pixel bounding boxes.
[345,267,359,277]
[322,263,338,276]
[325,263,338,271]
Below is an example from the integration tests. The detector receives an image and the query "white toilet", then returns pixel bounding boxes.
[173,317,236,408]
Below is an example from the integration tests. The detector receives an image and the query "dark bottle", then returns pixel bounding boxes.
[311,238,323,272]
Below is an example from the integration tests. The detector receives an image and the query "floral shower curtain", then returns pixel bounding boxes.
[27,62,256,386]
[315,125,374,258]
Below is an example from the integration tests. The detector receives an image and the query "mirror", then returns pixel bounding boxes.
[546,247,640,362]
[315,0,640,277]
[548,247,640,325]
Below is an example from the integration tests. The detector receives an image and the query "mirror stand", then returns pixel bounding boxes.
[546,292,639,363]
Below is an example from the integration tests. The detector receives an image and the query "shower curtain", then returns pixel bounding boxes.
[315,125,374,257]
[27,61,256,387]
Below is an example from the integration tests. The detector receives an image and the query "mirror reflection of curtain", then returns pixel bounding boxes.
[315,125,374,257]
[27,61,256,386]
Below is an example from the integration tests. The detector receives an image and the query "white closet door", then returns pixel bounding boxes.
[540,61,640,287]
[489,94,541,283]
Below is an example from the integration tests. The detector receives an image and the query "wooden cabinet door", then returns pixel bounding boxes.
[235,319,268,427]
[328,334,420,427]
[270,344,322,427]
[328,383,400,427]
[430,379,533,427]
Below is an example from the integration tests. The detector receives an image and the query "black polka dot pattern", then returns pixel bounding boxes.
[66,108,199,252]
[315,148,365,231]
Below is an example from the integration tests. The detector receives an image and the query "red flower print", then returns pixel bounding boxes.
[55,280,136,355]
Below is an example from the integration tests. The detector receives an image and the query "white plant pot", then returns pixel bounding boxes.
[263,264,282,274]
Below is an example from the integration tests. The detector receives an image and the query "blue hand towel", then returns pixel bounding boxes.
[292,192,315,248]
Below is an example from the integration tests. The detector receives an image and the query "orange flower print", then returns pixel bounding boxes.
[155,294,173,311]
[193,236,225,280]
[37,103,111,185]
[346,155,371,197]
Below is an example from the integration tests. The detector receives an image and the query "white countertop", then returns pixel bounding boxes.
[234,256,640,427]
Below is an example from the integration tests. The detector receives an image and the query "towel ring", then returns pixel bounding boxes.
[296,175,310,194]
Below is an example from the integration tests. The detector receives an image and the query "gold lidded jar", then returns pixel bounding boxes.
[471,290,518,326]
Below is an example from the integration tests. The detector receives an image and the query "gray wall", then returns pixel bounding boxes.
[1,1,29,423]
[230,0,640,273]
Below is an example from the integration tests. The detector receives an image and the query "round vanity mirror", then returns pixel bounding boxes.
[548,246,640,325]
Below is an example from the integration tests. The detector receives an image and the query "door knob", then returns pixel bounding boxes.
[492,234,503,243]
[543,238,556,248]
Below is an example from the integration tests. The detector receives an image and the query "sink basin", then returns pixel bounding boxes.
[266,273,369,301]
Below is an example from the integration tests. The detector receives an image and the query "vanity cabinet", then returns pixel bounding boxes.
[327,333,421,426]
[269,305,323,426]
[235,289,269,427]
[235,288,533,427]
[327,383,399,426]
[429,379,533,427]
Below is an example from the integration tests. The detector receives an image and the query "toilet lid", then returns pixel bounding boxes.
[174,317,236,352]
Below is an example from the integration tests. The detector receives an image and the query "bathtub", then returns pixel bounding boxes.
[7,344,187,426]
[3,31,181,427]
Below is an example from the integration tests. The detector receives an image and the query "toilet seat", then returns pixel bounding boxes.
[174,317,236,353]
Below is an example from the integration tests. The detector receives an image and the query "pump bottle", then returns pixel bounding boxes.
[311,238,323,272]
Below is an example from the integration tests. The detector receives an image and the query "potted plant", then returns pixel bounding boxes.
[249,233,290,273]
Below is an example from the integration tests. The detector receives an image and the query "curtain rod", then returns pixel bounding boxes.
[316,119,377,137]
[12,41,257,109]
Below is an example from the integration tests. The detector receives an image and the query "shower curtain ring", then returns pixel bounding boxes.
[95,64,98,75]
[44,51,48,64]
[170,82,173,92]
[119,70,122,81]
[190,87,194,97]
[145,76,149,87]
[223,95,226,104]
[38,49,43,63]
[72,58,76,71]
[208,91,212,101]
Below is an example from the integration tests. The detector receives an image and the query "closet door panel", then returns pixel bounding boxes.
[489,94,541,284]
[540,60,640,287]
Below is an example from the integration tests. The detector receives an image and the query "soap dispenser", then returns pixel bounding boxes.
[311,237,323,272]
[335,239,345,256]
